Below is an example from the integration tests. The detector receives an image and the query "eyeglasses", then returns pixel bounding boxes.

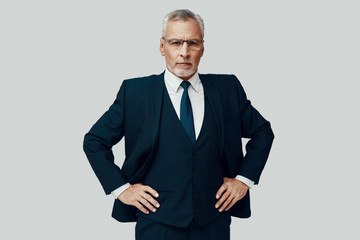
[162,37,204,50]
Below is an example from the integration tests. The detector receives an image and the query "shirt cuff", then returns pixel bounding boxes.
[236,175,255,188]
[111,183,131,199]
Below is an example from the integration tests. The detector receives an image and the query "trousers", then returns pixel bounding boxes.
[135,213,231,240]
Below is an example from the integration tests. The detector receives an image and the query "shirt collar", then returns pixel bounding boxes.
[164,69,201,93]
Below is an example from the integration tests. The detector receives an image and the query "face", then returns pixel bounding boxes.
[160,18,204,80]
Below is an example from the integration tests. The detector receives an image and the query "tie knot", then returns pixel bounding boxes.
[180,81,191,90]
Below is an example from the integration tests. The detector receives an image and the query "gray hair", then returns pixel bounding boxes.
[162,9,205,38]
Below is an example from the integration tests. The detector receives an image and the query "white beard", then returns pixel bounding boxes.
[169,65,197,79]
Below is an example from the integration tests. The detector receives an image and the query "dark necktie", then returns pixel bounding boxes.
[180,81,196,146]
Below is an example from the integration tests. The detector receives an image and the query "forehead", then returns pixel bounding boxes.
[164,18,203,39]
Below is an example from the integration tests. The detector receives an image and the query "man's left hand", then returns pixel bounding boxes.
[215,177,249,212]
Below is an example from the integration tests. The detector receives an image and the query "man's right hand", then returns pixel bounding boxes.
[118,183,160,214]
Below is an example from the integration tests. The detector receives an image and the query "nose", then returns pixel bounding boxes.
[179,41,190,58]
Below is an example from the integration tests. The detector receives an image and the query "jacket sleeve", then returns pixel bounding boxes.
[234,76,275,184]
[83,80,128,194]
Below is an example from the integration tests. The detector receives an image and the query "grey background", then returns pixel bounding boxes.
[1,0,359,239]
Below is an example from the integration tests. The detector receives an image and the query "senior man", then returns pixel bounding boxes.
[83,9,274,240]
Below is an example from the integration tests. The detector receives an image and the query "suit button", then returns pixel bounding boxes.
[192,180,197,185]
[192,166,196,170]
[192,150,196,155]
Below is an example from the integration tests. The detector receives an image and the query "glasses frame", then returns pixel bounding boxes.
[162,37,204,50]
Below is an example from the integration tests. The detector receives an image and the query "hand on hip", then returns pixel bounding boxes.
[118,183,160,214]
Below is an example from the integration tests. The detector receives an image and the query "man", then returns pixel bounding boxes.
[83,9,274,240]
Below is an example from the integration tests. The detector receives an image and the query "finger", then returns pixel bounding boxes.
[144,185,159,198]
[141,192,160,208]
[134,202,149,214]
[138,196,157,213]
[215,184,227,199]
[224,197,238,211]
[215,191,230,209]
[219,193,235,212]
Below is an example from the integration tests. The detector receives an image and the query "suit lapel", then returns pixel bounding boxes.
[130,72,165,183]
[200,74,225,155]
[150,72,165,149]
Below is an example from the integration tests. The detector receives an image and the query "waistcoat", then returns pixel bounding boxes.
[138,85,225,228]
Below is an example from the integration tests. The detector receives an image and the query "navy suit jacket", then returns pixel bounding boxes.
[83,72,274,222]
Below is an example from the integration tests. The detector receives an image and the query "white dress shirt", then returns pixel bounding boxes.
[111,69,254,198]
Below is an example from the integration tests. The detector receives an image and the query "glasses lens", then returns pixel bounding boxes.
[169,39,183,48]
[187,40,201,49]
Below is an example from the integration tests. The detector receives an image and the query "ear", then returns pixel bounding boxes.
[200,45,204,57]
[159,38,165,56]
